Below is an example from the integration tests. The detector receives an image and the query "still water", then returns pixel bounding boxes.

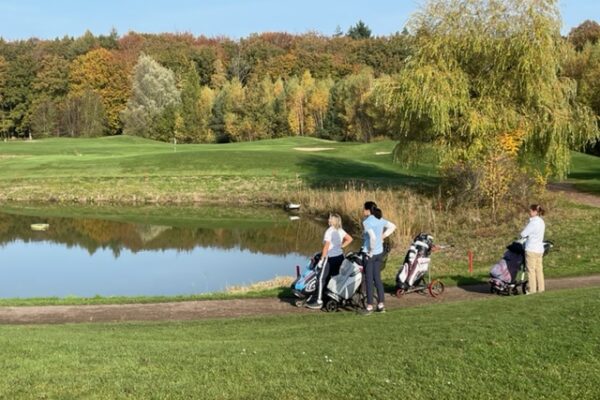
[0,207,326,298]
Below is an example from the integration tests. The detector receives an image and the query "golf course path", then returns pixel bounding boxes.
[548,183,600,207]
[1,275,599,324]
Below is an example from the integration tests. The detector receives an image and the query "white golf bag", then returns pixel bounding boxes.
[396,233,434,289]
[326,255,363,302]
[397,256,431,287]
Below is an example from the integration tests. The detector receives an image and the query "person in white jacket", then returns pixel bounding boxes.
[520,204,546,294]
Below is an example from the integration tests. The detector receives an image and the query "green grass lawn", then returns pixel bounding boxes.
[406,199,600,285]
[568,151,600,195]
[1,136,596,201]
[0,136,438,204]
[0,287,597,399]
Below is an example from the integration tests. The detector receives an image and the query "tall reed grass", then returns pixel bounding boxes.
[291,184,438,252]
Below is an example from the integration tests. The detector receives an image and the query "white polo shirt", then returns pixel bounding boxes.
[520,216,546,254]
[323,227,347,257]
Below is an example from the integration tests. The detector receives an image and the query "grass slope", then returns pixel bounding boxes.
[0,287,597,399]
[568,151,600,195]
[0,136,435,203]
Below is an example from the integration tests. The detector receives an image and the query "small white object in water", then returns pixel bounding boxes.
[375,151,392,155]
[285,203,301,210]
[289,216,300,221]
[30,223,49,231]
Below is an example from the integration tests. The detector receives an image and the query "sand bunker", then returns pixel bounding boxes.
[293,147,335,152]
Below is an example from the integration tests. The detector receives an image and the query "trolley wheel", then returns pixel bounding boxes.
[489,285,495,294]
[521,284,528,295]
[428,280,445,297]
[294,300,305,308]
[512,287,519,296]
[324,299,338,313]
[395,288,405,297]
[350,292,363,309]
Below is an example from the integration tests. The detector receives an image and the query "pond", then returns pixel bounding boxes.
[0,205,337,299]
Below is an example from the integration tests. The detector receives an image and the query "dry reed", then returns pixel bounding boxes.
[290,184,438,253]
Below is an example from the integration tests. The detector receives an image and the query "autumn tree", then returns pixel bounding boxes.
[0,53,37,139]
[29,55,71,137]
[62,89,107,137]
[285,76,304,135]
[122,54,181,140]
[329,68,376,141]
[306,77,333,135]
[285,70,327,136]
[0,56,7,139]
[210,59,227,89]
[563,42,600,155]
[213,78,246,141]
[70,48,130,133]
[272,77,290,137]
[374,0,599,209]
[197,86,216,142]
[568,20,600,51]
[239,76,281,140]
[177,62,203,143]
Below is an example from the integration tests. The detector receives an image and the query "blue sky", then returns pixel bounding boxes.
[0,0,598,40]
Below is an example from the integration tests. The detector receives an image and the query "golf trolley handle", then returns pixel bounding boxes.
[432,244,453,252]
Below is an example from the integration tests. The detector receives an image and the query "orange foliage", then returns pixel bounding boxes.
[498,127,526,157]
[70,48,132,132]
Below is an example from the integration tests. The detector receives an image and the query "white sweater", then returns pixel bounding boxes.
[520,216,546,254]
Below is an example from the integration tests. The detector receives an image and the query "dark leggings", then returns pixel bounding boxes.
[313,254,344,302]
[365,252,385,306]
[327,254,344,277]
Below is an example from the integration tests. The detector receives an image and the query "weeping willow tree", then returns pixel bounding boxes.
[375,0,599,207]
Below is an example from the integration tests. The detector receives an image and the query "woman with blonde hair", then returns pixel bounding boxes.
[306,213,353,309]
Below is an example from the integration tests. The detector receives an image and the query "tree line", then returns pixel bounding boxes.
[0,13,599,149]
[0,22,412,143]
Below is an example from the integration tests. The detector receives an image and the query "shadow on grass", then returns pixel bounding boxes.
[569,172,600,180]
[275,280,400,308]
[449,274,490,293]
[298,154,440,194]
[571,181,600,196]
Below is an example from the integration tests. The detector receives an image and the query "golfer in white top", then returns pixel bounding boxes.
[521,204,546,294]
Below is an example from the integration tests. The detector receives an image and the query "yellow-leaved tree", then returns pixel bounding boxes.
[374,0,599,210]
[70,48,131,133]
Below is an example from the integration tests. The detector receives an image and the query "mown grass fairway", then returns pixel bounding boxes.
[569,152,600,195]
[0,287,597,399]
[0,136,436,204]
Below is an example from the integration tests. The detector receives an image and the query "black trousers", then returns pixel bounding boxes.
[312,254,343,302]
[365,252,385,305]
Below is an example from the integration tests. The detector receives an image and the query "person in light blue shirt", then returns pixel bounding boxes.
[362,201,396,313]
[520,204,546,294]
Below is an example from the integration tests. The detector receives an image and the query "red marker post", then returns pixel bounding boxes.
[468,250,474,274]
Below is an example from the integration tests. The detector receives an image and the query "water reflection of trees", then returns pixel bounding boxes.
[0,213,327,257]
